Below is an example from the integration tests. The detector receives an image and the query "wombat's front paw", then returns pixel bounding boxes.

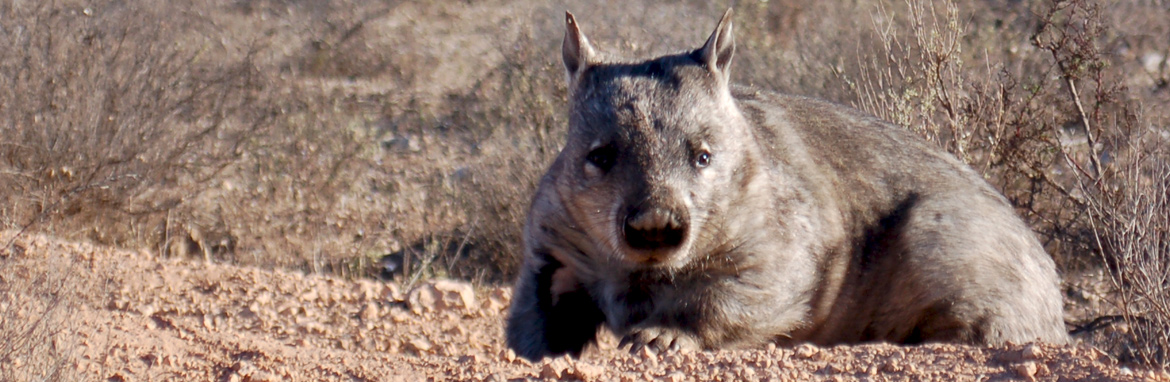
[619,327,701,354]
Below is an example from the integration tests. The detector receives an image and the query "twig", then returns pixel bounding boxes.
[1066,75,1104,182]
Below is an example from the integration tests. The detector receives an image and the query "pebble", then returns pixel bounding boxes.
[1015,361,1038,381]
[432,280,477,311]
[406,337,433,353]
[541,363,564,379]
[1022,343,1043,360]
[501,349,516,363]
[570,363,603,382]
[796,344,818,359]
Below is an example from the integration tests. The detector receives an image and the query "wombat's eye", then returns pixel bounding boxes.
[695,150,712,168]
[586,145,617,172]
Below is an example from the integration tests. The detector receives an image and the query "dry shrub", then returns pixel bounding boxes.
[0,245,72,381]
[1036,0,1170,366]
[442,21,567,281]
[0,1,405,273]
[1032,0,1168,367]
[839,0,1168,367]
[841,0,969,153]
[0,234,95,382]
[0,1,265,248]
[1080,144,1170,367]
[0,3,243,378]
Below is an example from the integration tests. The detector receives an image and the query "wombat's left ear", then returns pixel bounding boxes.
[697,9,735,82]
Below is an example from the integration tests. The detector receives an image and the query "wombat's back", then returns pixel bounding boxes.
[732,87,1068,345]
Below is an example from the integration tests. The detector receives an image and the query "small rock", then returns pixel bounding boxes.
[407,286,439,315]
[301,321,325,334]
[541,363,564,379]
[137,304,157,317]
[502,349,516,363]
[639,346,657,360]
[432,280,477,312]
[1022,343,1043,360]
[483,288,511,312]
[406,337,433,353]
[359,302,379,320]
[356,281,377,300]
[1015,361,1038,381]
[795,343,818,359]
[255,292,272,306]
[445,325,467,336]
[569,363,603,382]
[390,308,411,323]
[665,372,686,382]
[492,287,512,303]
[1037,363,1051,377]
[386,340,401,354]
[235,361,258,378]
[384,283,403,302]
[249,371,279,382]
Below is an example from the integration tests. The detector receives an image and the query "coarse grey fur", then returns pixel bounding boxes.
[506,9,1068,360]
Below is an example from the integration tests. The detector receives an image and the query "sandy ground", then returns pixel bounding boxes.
[1,232,1165,381]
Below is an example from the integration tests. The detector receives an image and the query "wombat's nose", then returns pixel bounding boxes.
[623,206,688,251]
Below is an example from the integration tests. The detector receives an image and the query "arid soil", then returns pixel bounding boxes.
[1,232,1163,381]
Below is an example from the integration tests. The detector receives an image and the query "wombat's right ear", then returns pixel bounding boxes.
[697,9,735,82]
[563,11,596,84]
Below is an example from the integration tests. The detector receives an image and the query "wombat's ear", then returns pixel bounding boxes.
[697,8,735,81]
[563,11,596,83]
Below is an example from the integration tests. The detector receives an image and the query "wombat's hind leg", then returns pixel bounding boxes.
[899,303,980,345]
[506,253,606,360]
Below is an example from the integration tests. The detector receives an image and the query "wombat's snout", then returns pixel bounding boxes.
[623,204,689,258]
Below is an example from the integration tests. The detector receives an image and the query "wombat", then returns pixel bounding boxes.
[506,9,1069,360]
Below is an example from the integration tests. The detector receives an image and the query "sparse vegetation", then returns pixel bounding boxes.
[838,0,1169,367]
[1,0,1167,372]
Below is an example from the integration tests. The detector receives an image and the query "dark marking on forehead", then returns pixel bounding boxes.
[644,61,669,80]
[568,52,724,147]
[583,52,708,88]
[575,56,715,116]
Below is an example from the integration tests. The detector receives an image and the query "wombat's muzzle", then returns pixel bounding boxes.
[622,203,689,263]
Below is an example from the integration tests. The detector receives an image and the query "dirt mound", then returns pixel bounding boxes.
[0,232,1161,381]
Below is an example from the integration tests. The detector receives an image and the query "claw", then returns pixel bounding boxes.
[618,335,632,351]
[628,339,645,354]
[649,337,666,353]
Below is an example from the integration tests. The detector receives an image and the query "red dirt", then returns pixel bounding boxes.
[1,232,1164,381]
